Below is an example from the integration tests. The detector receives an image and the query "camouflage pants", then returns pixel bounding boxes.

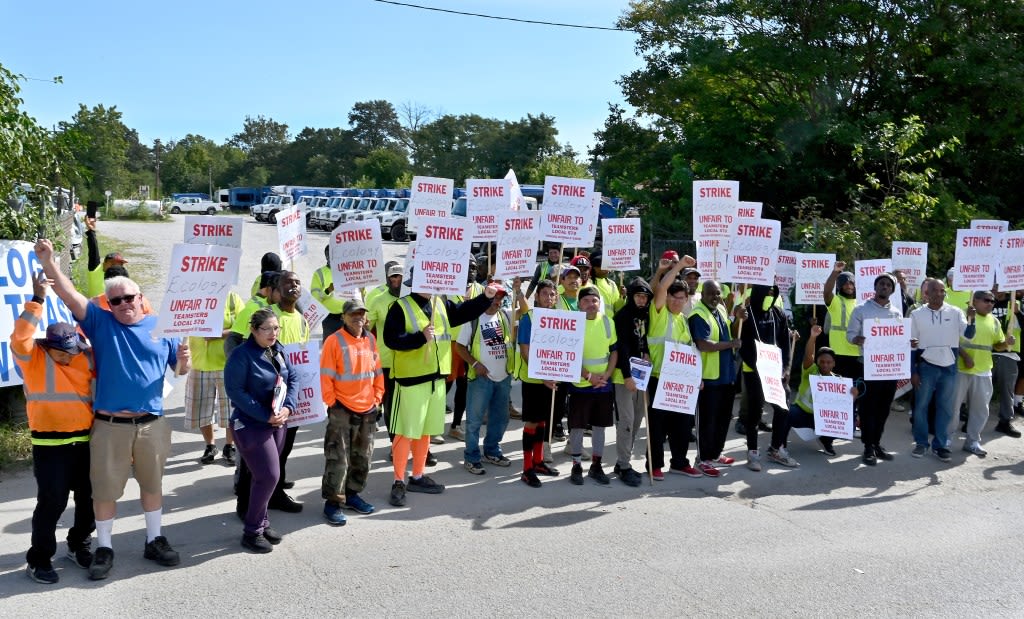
[321,405,376,503]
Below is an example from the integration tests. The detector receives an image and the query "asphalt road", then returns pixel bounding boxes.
[2,215,1024,616]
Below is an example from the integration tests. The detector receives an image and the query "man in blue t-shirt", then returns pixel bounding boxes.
[36,239,191,582]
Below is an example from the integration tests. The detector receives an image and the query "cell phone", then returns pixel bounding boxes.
[87,201,98,219]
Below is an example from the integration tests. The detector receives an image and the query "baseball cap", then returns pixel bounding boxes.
[387,264,404,277]
[38,323,87,354]
[682,267,702,278]
[661,250,679,261]
[343,299,367,314]
[105,252,127,264]
[570,256,591,269]
[578,286,600,302]
[559,264,581,279]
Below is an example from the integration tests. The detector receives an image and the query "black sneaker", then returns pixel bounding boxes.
[199,444,218,464]
[618,467,642,487]
[520,470,542,488]
[67,538,93,568]
[26,563,58,584]
[143,536,181,566]
[862,446,878,466]
[570,463,584,485]
[552,427,568,442]
[425,451,438,467]
[221,444,237,465]
[268,492,303,513]
[588,464,610,485]
[818,437,837,456]
[241,533,273,554]
[533,461,560,476]
[407,475,445,494]
[996,421,1022,438]
[262,527,283,544]
[88,547,114,580]
[282,480,296,490]
[389,481,407,507]
[933,447,952,462]
[873,445,895,461]
[757,421,772,432]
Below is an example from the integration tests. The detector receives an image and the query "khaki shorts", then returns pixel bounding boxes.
[184,369,230,429]
[90,415,172,501]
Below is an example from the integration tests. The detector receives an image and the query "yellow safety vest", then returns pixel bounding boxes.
[959,313,1003,375]
[647,305,693,378]
[392,296,453,378]
[827,296,860,356]
[573,313,616,388]
[691,302,729,380]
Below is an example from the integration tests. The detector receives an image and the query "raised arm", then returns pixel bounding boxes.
[34,239,89,321]
[823,260,844,307]
[654,258,688,311]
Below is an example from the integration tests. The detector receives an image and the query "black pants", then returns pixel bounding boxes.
[447,375,468,428]
[743,372,790,450]
[26,442,94,568]
[833,355,863,414]
[647,376,696,470]
[696,382,735,462]
[860,379,897,446]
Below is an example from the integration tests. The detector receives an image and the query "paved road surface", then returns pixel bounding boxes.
[2,216,1023,616]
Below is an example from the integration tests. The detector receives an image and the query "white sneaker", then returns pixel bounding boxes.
[430,435,445,445]
[767,446,800,468]
[746,450,762,472]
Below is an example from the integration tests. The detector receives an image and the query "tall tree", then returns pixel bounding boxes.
[229,115,290,170]
[348,100,405,153]
[59,104,131,202]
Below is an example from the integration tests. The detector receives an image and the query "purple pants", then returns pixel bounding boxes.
[233,423,285,535]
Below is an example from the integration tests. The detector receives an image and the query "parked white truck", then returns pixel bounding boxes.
[168,196,223,215]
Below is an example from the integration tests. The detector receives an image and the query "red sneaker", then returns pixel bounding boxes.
[714,455,735,467]
[698,461,721,478]
[670,465,702,478]
[650,467,665,481]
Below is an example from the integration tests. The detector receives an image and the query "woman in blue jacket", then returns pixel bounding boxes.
[225,307,298,553]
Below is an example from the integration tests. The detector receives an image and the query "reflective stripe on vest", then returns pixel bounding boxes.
[574,314,614,388]
[827,297,860,356]
[392,296,452,378]
[581,314,613,366]
[691,303,725,380]
[961,342,993,352]
[321,329,383,383]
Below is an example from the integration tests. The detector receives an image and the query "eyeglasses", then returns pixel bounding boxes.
[257,325,281,333]
[108,294,137,306]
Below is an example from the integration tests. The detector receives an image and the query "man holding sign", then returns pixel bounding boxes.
[382,279,499,508]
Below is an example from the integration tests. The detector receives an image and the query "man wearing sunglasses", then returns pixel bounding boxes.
[35,239,191,581]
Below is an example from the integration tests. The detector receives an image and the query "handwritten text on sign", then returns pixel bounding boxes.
[276,205,306,261]
[723,218,781,285]
[863,318,911,380]
[155,243,241,337]
[855,258,903,314]
[409,176,454,231]
[466,178,511,242]
[495,211,540,279]
[331,219,385,291]
[650,341,702,415]
[600,217,642,270]
[794,253,835,305]
[775,250,798,303]
[693,180,739,281]
[412,217,471,296]
[184,215,242,250]
[283,343,327,428]
[810,375,854,439]
[526,308,586,383]
[540,176,594,245]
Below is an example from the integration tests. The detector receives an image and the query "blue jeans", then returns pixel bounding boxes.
[912,361,957,449]
[463,375,512,463]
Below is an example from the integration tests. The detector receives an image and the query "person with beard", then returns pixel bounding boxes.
[738,284,798,471]
[525,244,563,299]
[610,277,655,486]
[516,280,562,486]
[648,259,703,479]
[847,273,904,465]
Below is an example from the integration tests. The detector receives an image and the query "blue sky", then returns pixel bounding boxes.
[4,0,642,158]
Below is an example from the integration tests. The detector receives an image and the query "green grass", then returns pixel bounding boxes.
[0,423,32,472]
[72,231,161,294]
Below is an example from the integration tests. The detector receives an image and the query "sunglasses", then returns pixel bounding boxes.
[109,294,138,306]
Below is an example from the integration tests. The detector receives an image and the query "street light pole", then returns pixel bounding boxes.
[154,139,161,200]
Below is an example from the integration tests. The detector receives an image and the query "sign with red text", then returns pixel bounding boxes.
[953,229,1000,292]
[600,217,642,270]
[891,242,928,299]
[755,341,788,408]
[409,176,454,230]
[412,217,471,296]
[505,168,526,211]
[297,288,330,332]
[540,176,595,245]
[466,178,511,241]
[775,250,798,303]
[155,243,241,337]
[810,375,854,439]
[283,343,327,428]
[581,192,602,247]
[275,205,306,262]
[998,230,1024,289]
[184,215,241,249]
[971,219,1009,234]
[330,219,385,291]
[650,341,702,415]
[526,308,586,382]
[723,218,781,285]
[854,259,903,314]
[794,253,836,305]
[495,211,540,279]
[693,180,740,281]
[736,201,762,220]
[863,318,911,380]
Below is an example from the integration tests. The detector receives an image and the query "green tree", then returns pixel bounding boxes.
[521,153,589,185]
[59,104,131,202]
[275,127,361,185]
[229,115,290,171]
[348,100,405,153]
[355,148,410,188]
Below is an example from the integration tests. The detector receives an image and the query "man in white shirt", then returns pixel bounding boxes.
[909,278,974,462]
[454,286,514,475]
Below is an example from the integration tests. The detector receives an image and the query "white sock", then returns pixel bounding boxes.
[144,509,162,543]
[96,518,114,549]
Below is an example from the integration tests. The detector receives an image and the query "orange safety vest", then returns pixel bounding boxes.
[11,302,95,445]
[320,326,384,413]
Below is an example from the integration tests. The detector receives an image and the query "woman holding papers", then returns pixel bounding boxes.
[224,307,298,554]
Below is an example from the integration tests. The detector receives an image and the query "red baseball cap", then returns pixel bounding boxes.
[661,250,679,261]
[570,256,591,269]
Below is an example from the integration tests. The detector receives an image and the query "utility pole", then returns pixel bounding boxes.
[154,139,161,200]
[209,163,213,198]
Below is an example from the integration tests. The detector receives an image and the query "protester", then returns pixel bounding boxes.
[953,290,1015,456]
[14,272,95,584]
[557,264,582,311]
[847,273,904,465]
[90,265,156,314]
[909,278,974,461]
[442,260,485,446]
[991,288,1022,438]
[823,262,863,435]
[611,277,654,486]
[250,252,283,297]
[83,210,128,298]
[366,263,404,433]
[787,324,856,456]
[382,275,497,507]
[588,251,623,314]
[319,300,384,525]
[689,280,744,477]
[37,239,189,581]
[224,308,297,553]
[516,280,561,486]
[525,243,562,299]
[312,244,347,339]
[570,255,592,287]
